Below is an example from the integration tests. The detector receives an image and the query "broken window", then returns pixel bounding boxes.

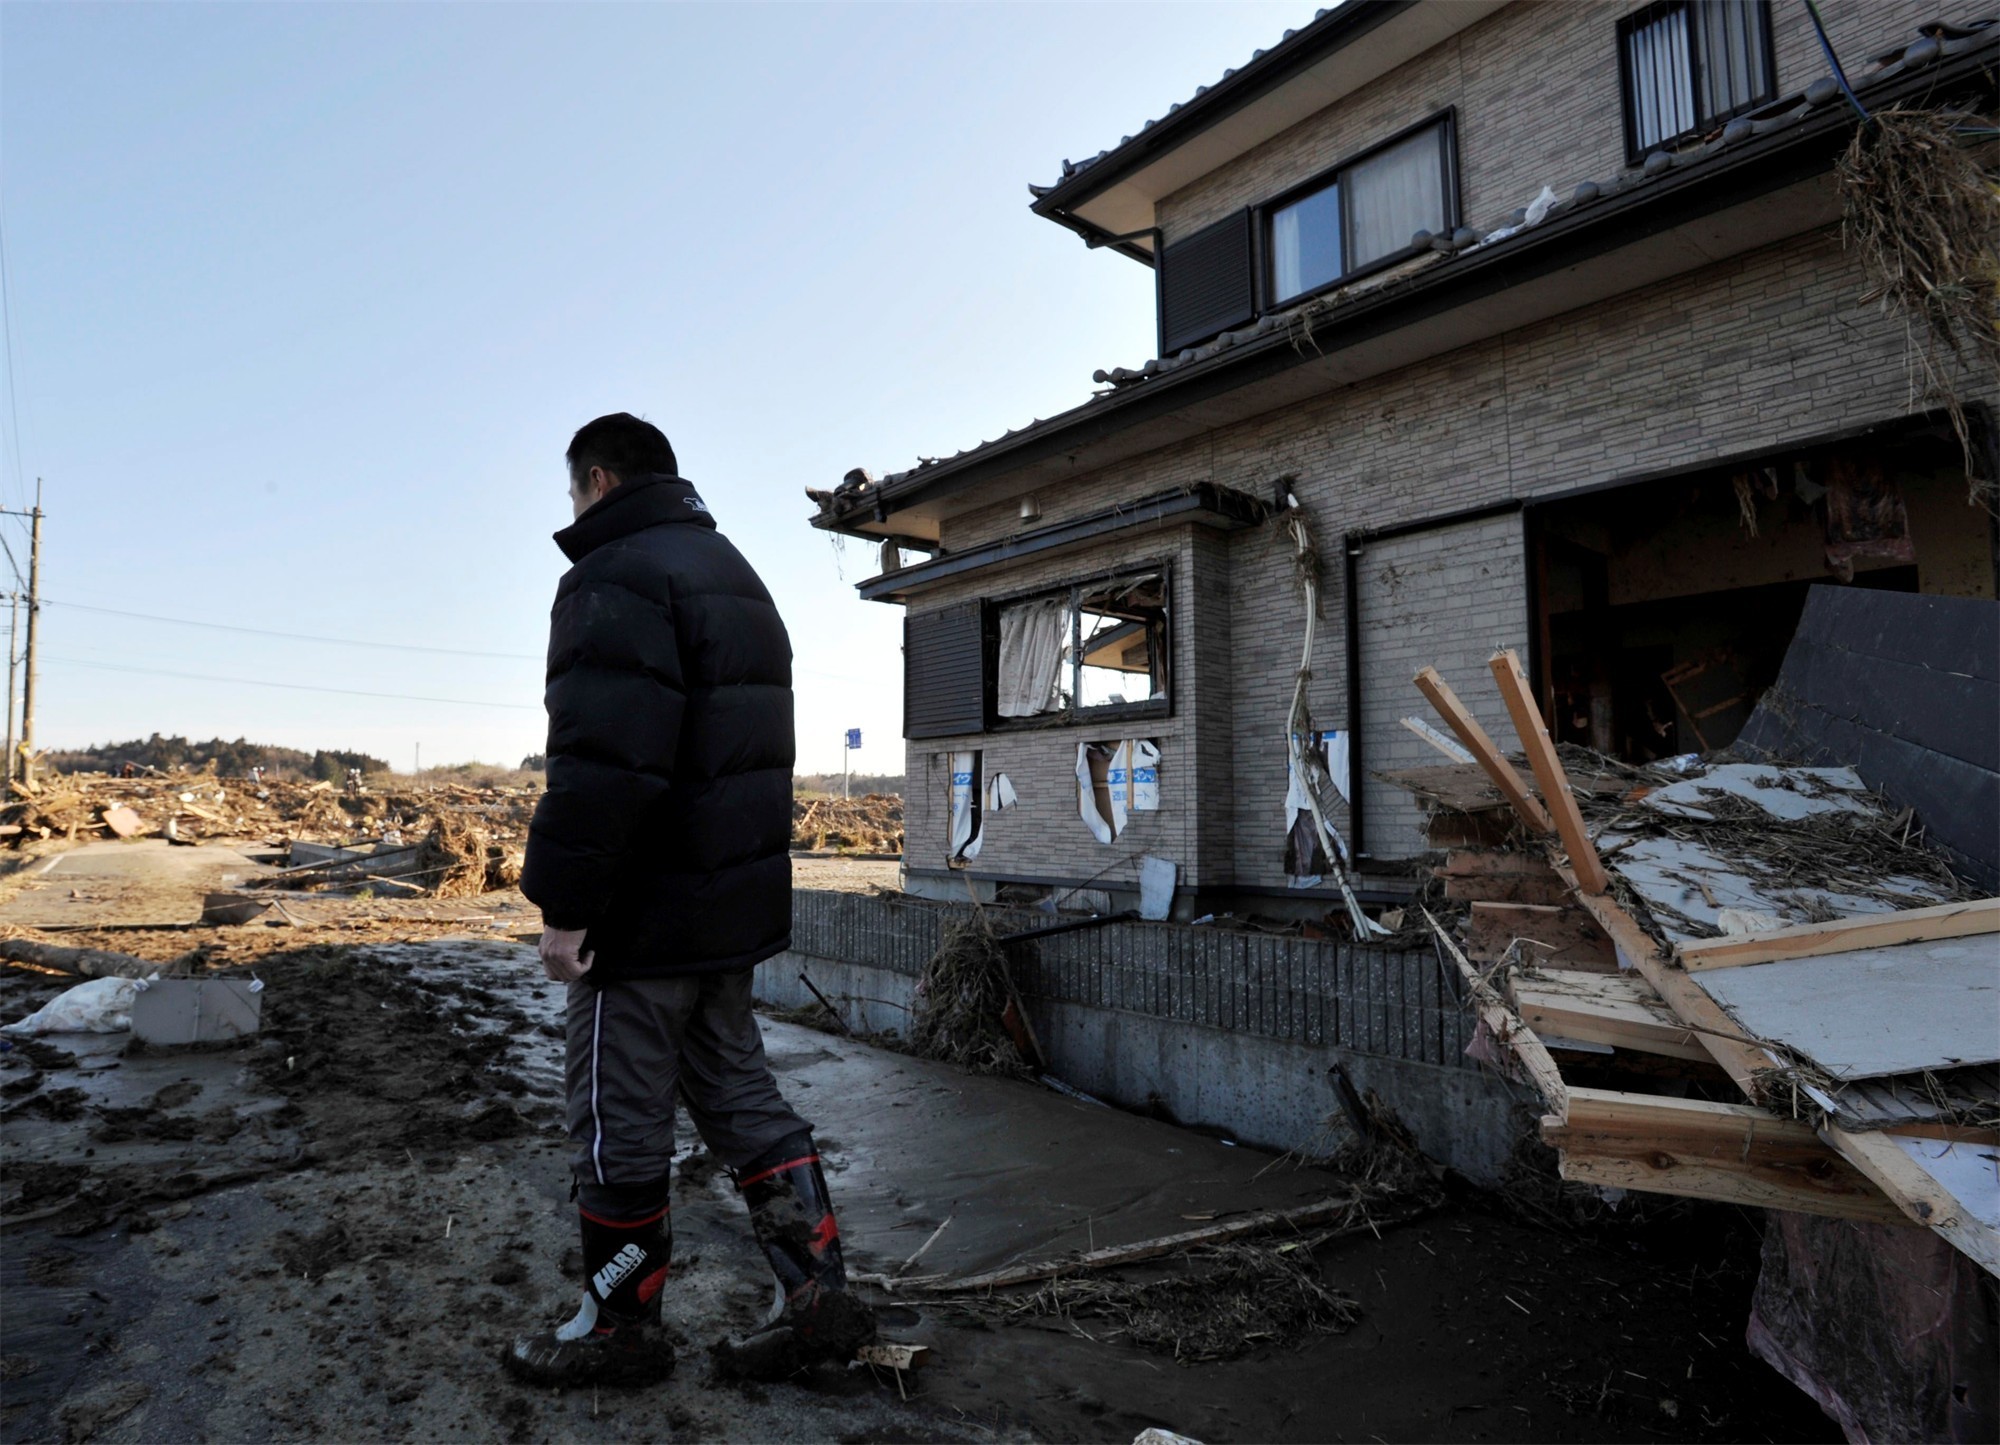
[990,568,1170,726]
[1074,574,1168,709]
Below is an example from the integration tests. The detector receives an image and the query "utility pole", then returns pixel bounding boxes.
[20,482,40,787]
[0,483,41,787]
[3,591,16,787]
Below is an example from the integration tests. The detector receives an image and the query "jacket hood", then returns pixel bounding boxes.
[553,473,717,563]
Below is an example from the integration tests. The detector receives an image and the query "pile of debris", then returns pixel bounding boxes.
[1,771,536,900]
[1386,604,1997,1439]
[793,792,902,854]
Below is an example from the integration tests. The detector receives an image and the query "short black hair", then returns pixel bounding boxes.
[566,413,678,486]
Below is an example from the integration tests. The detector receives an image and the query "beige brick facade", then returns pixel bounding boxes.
[892,1,1999,900]
[1155,0,1991,247]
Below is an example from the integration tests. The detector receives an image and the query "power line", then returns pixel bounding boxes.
[46,595,881,683]
[0,214,23,515]
[45,598,543,660]
[43,655,539,710]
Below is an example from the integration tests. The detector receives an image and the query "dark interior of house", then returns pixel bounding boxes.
[1531,424,1985,761]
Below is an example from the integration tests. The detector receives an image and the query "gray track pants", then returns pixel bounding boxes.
[565,968,809,1203]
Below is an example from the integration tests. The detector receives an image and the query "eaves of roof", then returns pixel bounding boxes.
[1027,0,1414,256]
[858,483,1269,603]
[817,25,1996,538]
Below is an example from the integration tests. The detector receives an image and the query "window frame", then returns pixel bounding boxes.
[1255,109,1461,312]
[983,562,1175,731]
[1617,0,1777,165]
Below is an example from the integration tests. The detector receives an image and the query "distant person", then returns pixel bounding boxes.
[505,413,870,1388]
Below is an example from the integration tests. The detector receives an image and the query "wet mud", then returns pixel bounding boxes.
[1,938,1838,1444]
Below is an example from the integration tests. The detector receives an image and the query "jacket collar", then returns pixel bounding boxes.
[553,473,717,563]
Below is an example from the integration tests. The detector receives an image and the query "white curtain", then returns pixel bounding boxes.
[1629,7,1694,151]
[1346,128,1444,270]
[1699,0,1765,120]
[997,599,1068,717]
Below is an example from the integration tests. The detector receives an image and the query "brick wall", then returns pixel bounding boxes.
[896,224,1998,894]
[1153,0,1990,247]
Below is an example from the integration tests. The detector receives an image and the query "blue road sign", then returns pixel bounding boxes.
[845,728,862,750]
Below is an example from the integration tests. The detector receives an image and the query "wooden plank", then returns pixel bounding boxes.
[1424,907,1568,1115]
[1466,901,1615,969]
[1511,970,1709,1062]
[1411,667,1553,834]
[1542,1088,1913,1226]
[1552,861,1997,1273]
[1820,1126,2000,1276]
[1487,648,1608,894]
[1552,861,1775,1097]
[1677,897,2000,972]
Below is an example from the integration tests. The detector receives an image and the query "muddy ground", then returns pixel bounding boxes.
[0,840,1836,1444]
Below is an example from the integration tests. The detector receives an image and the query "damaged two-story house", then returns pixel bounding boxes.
[811,0,1999,920]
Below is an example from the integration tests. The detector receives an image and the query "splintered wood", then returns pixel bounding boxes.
[1386,653,1999,1273]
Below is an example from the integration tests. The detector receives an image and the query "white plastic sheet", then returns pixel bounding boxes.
[2,975,156,1035]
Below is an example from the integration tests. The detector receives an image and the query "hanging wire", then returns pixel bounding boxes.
[0,214,24,518]
[1800,0,1870,121]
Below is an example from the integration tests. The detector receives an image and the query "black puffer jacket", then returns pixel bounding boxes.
[521,474,794,979]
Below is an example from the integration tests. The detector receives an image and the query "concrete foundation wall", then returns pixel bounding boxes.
[763,891,1535,1183]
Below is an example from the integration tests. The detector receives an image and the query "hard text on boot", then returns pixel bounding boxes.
[593,1242,648,1298]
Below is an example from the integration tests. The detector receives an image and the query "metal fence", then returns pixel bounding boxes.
[789,890,1475,1071]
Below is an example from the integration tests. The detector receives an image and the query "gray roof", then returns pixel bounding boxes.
[821,17,1996,525]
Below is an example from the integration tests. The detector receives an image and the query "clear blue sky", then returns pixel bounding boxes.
[1,1,1318,775]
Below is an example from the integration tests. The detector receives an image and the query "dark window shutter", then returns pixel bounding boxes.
[1160,211,1254,354]
[905,602,986,739]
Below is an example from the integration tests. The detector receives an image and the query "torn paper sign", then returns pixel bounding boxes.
[948,751,982,861]
[1078,742,1123,844]
[1130,740,1160,812]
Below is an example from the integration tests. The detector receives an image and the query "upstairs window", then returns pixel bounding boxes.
[1266,115,1455,307]
[1620,0,1775,161]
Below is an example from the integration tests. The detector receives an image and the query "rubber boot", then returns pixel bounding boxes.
[712,1135,875,1381]
[503,1199,676,1388]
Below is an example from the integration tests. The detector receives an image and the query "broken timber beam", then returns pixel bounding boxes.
[1425,907,1568,1115]
[1509,969,1709,1062]
[1411,666,1553,834]
[1676,897,2000,971]
[923,1194,1381,1293]
[1542,1088,1913,1226]
[0,938,159,980]
[1551,862,1997,1276]
[1487,649,1608,894]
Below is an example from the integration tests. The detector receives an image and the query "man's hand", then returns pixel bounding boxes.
[539,926,594,983]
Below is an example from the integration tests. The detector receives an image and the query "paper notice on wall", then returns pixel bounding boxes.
[1130,740,1161,812]
[948,751,982,860]
[1077,743,1115,845]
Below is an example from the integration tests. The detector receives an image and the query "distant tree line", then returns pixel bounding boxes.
[48,734,389,781]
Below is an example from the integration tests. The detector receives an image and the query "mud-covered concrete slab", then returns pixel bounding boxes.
[0,937,1834,1444]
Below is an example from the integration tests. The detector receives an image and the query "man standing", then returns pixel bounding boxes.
[504,413,872,1388]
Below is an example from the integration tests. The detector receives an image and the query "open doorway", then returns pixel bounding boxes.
[1528,419,1992,762]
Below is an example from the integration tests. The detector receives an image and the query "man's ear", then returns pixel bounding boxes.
[588,465,619,499]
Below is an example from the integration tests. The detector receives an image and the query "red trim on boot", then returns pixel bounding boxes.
[735,1154,818,1189]
[636,1266,669,1305]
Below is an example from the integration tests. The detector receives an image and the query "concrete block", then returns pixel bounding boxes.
[132,979,264,1045]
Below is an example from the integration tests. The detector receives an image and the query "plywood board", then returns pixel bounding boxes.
[1892,1134,2000,1235]
[1695,937,1999,1079]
